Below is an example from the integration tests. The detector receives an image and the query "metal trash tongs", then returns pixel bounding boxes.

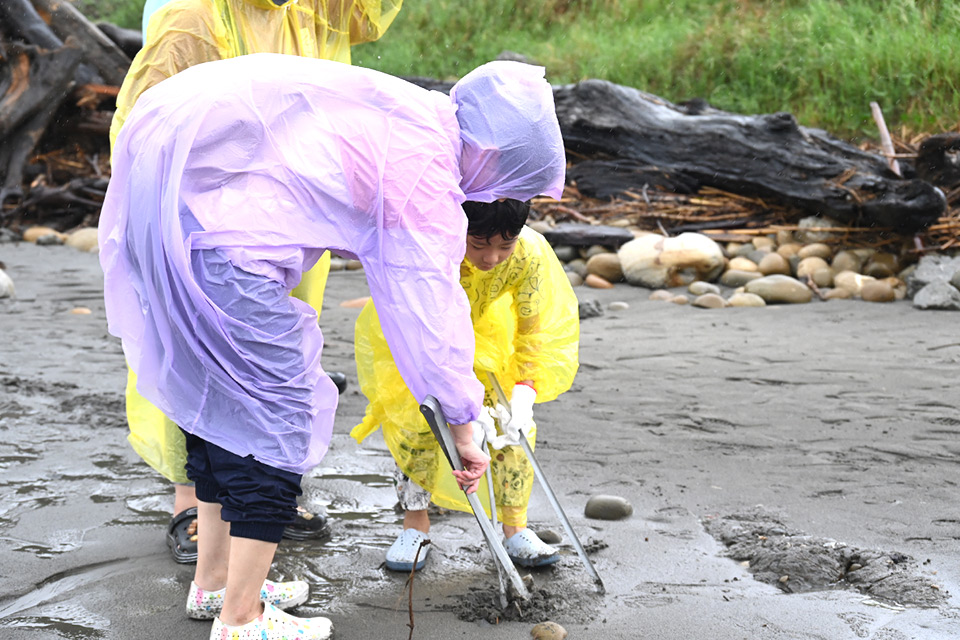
[486,372,606,595]
[419,396,529,607]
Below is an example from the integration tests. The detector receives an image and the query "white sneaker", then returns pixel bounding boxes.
[209,602,332,640]
[187,578,309,620]
[384,529,430,572]
[503,529,560,567]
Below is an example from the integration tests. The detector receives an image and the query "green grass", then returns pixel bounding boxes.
[79,0,960,139]
[74,0,146,33]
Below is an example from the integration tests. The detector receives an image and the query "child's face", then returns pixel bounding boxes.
[465,234,518,271]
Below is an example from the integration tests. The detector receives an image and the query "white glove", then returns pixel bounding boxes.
[502,383,536,444]
[471,406,498,447]
[480,403,510,450]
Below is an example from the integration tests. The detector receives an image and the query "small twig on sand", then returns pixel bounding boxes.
[406,539,431,640]
[927,343,960,351]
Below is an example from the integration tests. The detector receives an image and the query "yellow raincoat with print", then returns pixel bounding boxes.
[352,227,579,526]
[117,0,401,483]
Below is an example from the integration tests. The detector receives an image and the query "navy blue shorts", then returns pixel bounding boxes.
[182,430,302,543]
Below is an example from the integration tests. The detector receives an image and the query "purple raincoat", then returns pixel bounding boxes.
[99,54,565,474]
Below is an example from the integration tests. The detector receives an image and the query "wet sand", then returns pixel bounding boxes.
[1,241,959,639]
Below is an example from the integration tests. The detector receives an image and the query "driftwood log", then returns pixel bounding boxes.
[916,133,960,190]
[28,0,130,86]
[0,39,82,140]
[0,0,101,85]
[0,0,126,220]
[553,80,946,233]
[0,38,82,204]
[96,22,143,59]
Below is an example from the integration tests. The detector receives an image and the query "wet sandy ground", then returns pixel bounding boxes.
[1,241,959,639]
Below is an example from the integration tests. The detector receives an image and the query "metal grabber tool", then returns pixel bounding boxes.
[419,396,529,607]
[486,372,606,595]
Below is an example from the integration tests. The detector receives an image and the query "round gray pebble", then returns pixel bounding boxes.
[536,529,563,545]
[585,494,633,520]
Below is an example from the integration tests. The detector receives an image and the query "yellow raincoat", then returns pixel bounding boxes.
[117,0,401,483]
[352,227,579,526]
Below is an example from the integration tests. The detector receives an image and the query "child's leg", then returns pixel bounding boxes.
[489,433,535,537]
[385,466,433,571]
[500,506,528,538]
[394,466,432,533]
[490,427,560,566]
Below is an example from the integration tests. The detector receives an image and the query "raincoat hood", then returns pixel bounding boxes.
[450,61,566,202]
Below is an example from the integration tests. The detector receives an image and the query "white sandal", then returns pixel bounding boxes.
[384,529,430,571]
[503,529,560,567]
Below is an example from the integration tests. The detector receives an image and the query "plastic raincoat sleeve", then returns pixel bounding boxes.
[360,213,485,428]
[112,0,402,145]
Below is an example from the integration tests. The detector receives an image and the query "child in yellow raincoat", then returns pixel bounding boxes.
[115,0,401,565]
[353,199,579,570]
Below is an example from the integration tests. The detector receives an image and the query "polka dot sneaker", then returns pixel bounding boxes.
[187,578,309,620]
[209,602,332,640]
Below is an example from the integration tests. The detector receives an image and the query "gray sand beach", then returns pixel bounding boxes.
[1,241,959,639]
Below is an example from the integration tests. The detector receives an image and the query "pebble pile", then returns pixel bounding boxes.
[545,219,960,311]
[8,221,960,311]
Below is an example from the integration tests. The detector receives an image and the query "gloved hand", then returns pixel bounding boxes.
[502,383,536,445]
[471,406,498,447]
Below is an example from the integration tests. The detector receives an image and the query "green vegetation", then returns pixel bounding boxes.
[74,0,145,33]
[82,0,960,139]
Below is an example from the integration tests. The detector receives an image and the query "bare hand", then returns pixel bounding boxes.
[452,440,490,494]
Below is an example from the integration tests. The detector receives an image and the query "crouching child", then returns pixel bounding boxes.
[352,198,579,571]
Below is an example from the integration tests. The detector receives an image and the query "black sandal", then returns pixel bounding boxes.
[327,371,348,394]
[282,506,331,541]
[166,507,199,564]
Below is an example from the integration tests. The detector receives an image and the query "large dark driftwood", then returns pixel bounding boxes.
[0,0,101,85]
[96,22,142,59]
[915,133,960,190]
[553,80,946,233]
[0,38,82,205]
[0,40,82,139]
[567,159,699,199]
[30,0,130,86]
[1,94,66,204]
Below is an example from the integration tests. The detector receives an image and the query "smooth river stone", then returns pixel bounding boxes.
[585,495,634,520]
[744,275,813,304]
[531,621,568,640]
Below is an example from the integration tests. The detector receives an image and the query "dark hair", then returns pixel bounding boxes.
[462,199,530,240]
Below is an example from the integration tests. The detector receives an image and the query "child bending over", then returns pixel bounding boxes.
[353,198,579,571]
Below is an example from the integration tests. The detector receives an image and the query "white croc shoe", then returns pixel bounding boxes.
[209,602,332,640]
[503,529,560,567]
[187,578,309,620]
[384,529,430,572]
